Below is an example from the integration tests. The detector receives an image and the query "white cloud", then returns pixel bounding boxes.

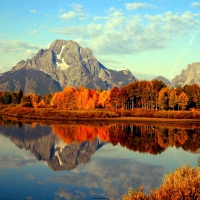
[28,29,38,35]
[191,2,200,7]
[30,10,37,13]
[49,157,165,198]
[0,156,36,169]
[59,3,89,22]
[71,3,83,14]
[146,11,199,37]
[74,38,89,48]
[125,3,155,10]
[50,23,103,38]
[94,16,108,21]
[0,40,40,53]
[59,11,77,22]
[58,8,65,13]
[51,11,199,55]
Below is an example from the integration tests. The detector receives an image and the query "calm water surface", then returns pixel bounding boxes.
[0,119,200,200]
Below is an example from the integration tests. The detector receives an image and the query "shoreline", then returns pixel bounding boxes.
[1,106,200,125]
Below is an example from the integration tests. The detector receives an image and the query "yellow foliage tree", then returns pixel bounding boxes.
[158,87,170,110]
[178,92,189,110]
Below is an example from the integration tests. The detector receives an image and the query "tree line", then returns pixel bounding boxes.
[1,80,200,111]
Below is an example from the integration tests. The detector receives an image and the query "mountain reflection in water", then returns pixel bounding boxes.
[0,120,200,171]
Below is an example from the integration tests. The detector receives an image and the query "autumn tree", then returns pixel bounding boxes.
[183,84,200,109]
[195,90,200,109]
[60,86,78,109]
[42,93,52,105]
[84,88,97,109]
[178,92,189,110]
[0,92,12,104]
[124,82,138,109]
[20,94,33,107]
[31,94,41,108]
[50,92,58,108]
[152,80,167,110]
[18,90,23,103]
[38,99,46,107]
[88,88,99,109]
[169,89,177,110]
[98,90,111,108]
[0,91,24,105]
[109,87,120,109]
[77,86,89,109]
[158,87,170,110]
[120,87,129,109]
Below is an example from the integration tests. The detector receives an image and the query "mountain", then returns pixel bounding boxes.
[133,72,160,81]
[170,62,200,88]
[0,68,62,96]
[153,76,170,86]
[0,39,136,95]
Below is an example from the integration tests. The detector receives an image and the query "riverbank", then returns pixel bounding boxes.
[1,106,200,124]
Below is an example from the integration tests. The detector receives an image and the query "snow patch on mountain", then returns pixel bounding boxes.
[57,45,65,60]
[57,58,70,70]
[55,45,71,70]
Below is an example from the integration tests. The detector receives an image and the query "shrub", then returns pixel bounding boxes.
[122,164,200,200]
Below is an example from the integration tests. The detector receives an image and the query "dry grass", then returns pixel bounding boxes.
[0,106,120,121]
[1,106,200,122]
[118,109,200,119]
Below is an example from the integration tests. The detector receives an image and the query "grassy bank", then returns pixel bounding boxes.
[1,106,200,122]
[118,108,200,119]
[0,106,119,121]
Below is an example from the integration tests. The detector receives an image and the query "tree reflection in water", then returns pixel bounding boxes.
[52,123,200,155]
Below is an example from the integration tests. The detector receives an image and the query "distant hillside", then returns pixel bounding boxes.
[0,68,62,96]
[134,72,159,81]
[153,76,170,86]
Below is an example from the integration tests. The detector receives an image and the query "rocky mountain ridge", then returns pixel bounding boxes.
[170,62,200,88]
[0,39,136,95]
[0,39,199,94]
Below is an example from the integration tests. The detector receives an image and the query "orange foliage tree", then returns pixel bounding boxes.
[98,90,111,108]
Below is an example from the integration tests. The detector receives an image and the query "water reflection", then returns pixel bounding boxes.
[0,121,200,171]
[51,123,200,156]
[0,119,200,199]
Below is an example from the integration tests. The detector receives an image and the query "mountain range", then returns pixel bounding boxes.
[0,39,136,95]
[0,39,199,95]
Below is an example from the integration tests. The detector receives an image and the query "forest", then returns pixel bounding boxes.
[1,79,200,111]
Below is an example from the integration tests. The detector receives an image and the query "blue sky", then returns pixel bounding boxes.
[0,0,200,80]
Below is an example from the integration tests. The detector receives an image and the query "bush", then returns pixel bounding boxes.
[122,164,200,200]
